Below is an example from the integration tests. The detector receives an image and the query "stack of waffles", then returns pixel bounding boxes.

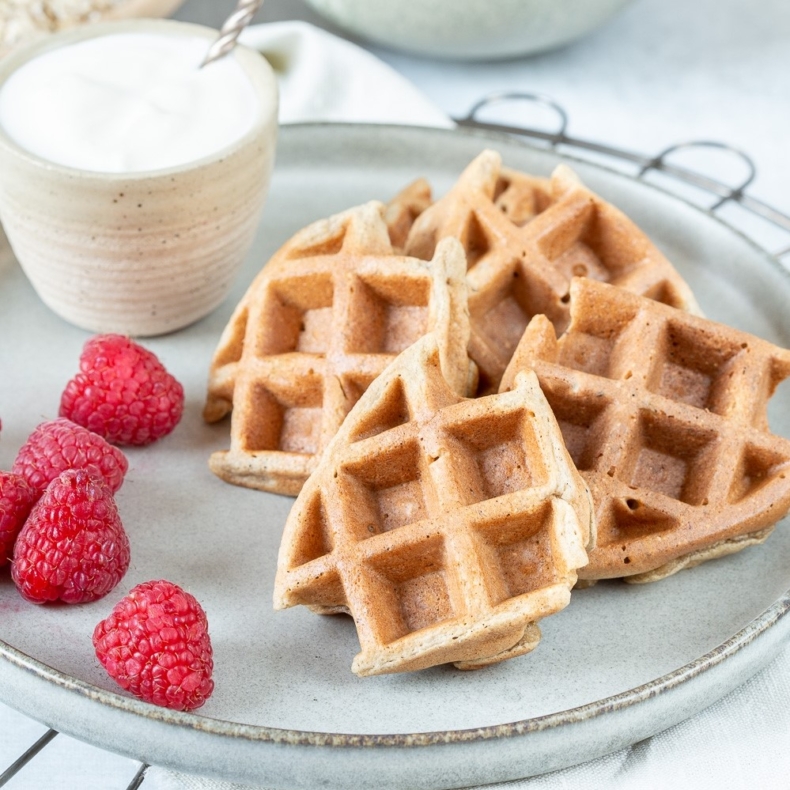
[204,150,790,675]
[203,200,471,496]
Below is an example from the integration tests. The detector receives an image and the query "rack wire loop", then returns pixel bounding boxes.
[639,140,757,210]
[460,92,569,145]
[455,94,790,262]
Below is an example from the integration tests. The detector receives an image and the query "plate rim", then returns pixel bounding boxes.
[2,120,790,750]
[2,593,789,747]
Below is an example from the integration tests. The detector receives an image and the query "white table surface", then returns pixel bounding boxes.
[2,0,790,786]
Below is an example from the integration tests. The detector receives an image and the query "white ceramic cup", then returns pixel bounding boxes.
[0,19,278,336]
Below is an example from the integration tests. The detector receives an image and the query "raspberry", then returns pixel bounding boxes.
[59,334,184,446]
[13,418,128,495]
[93,580,214,711]
[0,472,37,566]
[12,469,130,604]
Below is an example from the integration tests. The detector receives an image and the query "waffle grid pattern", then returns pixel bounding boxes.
[276,338,590,675]
[503,278,790,580]
[206,204,467,495]
[405,151,700,391]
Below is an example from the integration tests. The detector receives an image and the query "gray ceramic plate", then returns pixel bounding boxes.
[1,124,790,790]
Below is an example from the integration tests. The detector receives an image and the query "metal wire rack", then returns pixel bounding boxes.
[2,93,790,789]
[456,92,790,261]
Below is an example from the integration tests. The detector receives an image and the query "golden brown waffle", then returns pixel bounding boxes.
[204,201,471,496]
[203,183,436,425]
[274,333,593,675]
[384,178,432,252]
[501,277,790,583]
[406,150,700,393]
[204,178,431,422]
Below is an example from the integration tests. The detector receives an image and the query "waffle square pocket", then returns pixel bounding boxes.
[501,277,790,583]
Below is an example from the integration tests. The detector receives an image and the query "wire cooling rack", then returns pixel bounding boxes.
[456,92,790,260]
[2,93,790,789]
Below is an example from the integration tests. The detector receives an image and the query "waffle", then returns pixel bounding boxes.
[203,184,437,425]
[384,178,432,252]
[405,150,700,393]
[274,332,593,675]
[500,277,790,583]
[204,201,471,496]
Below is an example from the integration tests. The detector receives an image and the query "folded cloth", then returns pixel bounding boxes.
[239,21,452,128]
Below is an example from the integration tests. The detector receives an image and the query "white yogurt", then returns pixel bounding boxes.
[0,33,260,173]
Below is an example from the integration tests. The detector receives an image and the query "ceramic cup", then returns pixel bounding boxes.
[0,19,278,336]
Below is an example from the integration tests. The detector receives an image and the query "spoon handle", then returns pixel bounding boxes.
[201,0,264,68]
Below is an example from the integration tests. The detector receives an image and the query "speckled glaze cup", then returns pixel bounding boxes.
[0,19,278,336]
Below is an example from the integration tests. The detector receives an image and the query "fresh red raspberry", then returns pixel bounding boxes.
[93,580,214,711]
[0,472,37,566]
[13,418,128,495]
[59,334,184,446]
[12,469,130,604]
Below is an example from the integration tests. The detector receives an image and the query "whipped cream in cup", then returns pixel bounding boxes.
[0,20,278,336]
[0,32,260,174]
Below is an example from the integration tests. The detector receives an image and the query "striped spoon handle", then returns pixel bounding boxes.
[201,0,264,68]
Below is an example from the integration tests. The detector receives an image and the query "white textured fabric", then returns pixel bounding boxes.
[238,21,452,128]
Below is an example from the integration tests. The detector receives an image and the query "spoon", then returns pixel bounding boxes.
[201,0,265,68]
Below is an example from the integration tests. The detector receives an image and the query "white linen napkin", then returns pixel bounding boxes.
[142,22,790,788]
[239,21,452,129]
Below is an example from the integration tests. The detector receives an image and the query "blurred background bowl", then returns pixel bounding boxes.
[304,0,634,60]
[0,0,186,59]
